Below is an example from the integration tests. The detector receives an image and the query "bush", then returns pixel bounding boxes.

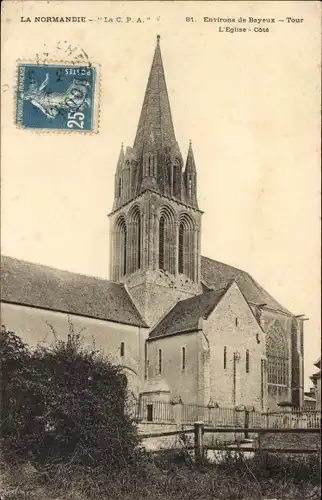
[0,326,139,471]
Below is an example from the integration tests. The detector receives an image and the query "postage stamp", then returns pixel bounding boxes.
[16,63,98,132]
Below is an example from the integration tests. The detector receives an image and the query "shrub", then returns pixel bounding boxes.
[0,326,139,471]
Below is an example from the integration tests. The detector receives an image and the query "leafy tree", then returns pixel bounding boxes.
[0,326,139,470]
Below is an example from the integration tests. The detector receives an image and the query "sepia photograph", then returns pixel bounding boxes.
[1,1,321,499]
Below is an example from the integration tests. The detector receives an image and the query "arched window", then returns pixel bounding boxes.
[266,321,288,385]
[182,347,186,371]
[246,349,250,373]
[158,206,176,275]
[178,223,184,274]
[114,216,127,279]
[159,216,165,270]
[178,214,195,280]
[122,224,127,275]
[120,342,125,357]
[224,346,227,369]
[158,349,162,375]
[137,216,141,270]
[129,206,141,273]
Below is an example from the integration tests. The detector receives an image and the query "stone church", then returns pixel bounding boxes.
[1,36,304,411]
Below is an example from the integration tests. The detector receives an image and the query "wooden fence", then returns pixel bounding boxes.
[140,422,321,463]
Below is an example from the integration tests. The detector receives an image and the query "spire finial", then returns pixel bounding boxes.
[189,139,192,148]
[156,34,160,45]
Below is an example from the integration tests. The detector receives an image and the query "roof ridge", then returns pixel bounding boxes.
[244,272,293,315]
[203,285,231,320]
[123,283,149,328]
[1,254,120,285]
[201,255,247,275]
[1,255,147,327]
[201,254,294,316]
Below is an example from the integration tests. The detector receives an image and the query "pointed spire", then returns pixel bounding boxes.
[185,140,196,173]
[184,140,198,208]
[115,143,125,174]
[133,35,176,155]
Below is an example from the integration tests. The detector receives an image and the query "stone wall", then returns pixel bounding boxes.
[1,302,146,397]
[146,331,201,404]
[204,283,266,410]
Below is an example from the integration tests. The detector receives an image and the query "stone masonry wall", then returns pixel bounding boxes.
[204,283,266,411]
[1,302,145,397]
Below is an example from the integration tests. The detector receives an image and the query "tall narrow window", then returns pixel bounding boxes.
[122,226,127,276]
[120,342,125,357]
[148,155,153,176]
[182,347,186,371]
[144,342,148,380]
[261,359,265,410]
[178,222,184,274]
[178,214,195,281]
[173,164,178,196]
[115,217,127,280]
[130,207,141,272]
[159,217,165,270]
[158,206,176,275]
[158,349,162,375]
[224,346,227,369]
[246,349,250,373]
[117,177,122,198]
[188,176,192,197]
[137,217,141,269]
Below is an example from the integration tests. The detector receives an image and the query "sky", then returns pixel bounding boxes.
[1,1,321,388]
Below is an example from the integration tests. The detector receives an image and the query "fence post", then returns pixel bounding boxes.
[244,408,249,439]
[194,421,204,464]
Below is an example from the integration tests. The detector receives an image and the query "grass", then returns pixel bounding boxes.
[0,448,320,500]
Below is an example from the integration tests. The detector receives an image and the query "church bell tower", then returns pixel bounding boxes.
[108,36,203,326]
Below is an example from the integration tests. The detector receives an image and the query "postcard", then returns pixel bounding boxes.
[1,1,321,496]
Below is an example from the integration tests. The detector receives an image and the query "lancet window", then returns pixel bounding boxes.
[129,206,141,273]
[158,206,176,275]
[114,216,127,279]
[178,213,195,281]
[267,321,288,386]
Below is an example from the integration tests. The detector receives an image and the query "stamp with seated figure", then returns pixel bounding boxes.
[16,63,98,132]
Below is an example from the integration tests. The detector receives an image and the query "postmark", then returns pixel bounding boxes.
[16,63,98,132]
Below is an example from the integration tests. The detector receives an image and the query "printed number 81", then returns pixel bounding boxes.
[67,112,85,129]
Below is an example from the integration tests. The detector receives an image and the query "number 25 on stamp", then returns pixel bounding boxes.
[16,63,97,132]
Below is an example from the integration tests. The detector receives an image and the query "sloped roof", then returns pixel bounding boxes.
[149,285,230,339]
[201,256,293,316]
[0,255,147,328]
